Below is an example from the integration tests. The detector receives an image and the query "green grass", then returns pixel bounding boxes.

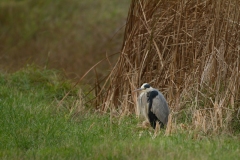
[0,67,240,160]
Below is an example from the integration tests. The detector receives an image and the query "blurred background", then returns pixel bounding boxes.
[0,0,130,82]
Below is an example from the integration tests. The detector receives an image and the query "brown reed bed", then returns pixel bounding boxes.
[94,0,240,134]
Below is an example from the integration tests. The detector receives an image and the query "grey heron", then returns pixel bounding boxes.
[134,83,169,129]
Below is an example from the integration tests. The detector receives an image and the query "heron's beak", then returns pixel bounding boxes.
[133,88,143,92]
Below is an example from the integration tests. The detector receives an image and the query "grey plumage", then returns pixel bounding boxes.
[135,83,169,129]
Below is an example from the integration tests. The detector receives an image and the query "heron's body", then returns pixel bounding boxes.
[136,83,169,129]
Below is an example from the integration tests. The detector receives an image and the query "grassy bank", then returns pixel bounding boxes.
[0,67,239,160]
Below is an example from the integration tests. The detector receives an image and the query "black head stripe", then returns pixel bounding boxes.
[144,83,150,89]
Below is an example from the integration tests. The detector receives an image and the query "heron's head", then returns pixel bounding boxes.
[134,83,152,92]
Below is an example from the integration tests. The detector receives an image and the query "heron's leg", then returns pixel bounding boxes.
[154,122,161,136]
[151,121,164,129]
[158,121,164,129]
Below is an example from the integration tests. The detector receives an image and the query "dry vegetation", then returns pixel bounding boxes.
[95,0,240,134]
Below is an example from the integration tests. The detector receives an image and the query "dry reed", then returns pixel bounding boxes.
[95,0,240,133]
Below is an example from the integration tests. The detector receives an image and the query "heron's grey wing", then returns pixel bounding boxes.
[151,92,169,125]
